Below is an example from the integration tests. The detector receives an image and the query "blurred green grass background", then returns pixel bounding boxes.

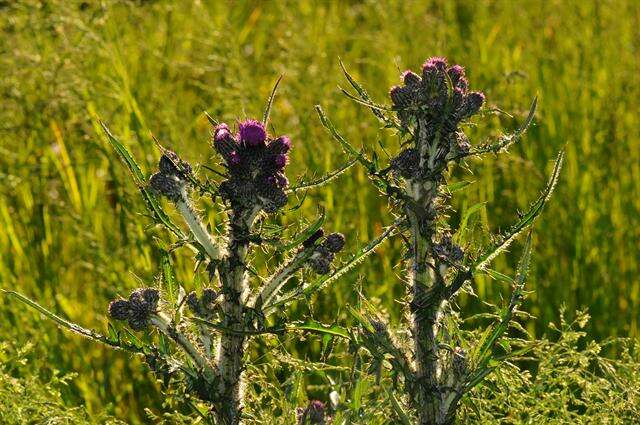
[1,0,638,422]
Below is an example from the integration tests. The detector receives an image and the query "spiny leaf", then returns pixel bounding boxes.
[287,158,357,194]
[314,105,376,172]
[467,231,534,392]
[339,59,396,125]
[262,74,283,125]
[100,122,185,238]
[275,209,326,251]
[286,320,351,340]
[474,150,563,271]
[3,290,143,354]
[468,96,538,156]
[270,217,403,309]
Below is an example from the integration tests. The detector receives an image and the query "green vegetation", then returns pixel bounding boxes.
[1,0,638,422]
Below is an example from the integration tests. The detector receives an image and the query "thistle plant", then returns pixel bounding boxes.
[316,58,564,424]
[3,81,401,424]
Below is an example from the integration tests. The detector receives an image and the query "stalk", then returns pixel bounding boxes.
[406,180,446,425]
[176,197,223,260]
[214,206,259,424]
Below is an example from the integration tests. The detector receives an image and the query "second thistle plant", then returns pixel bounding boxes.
[317,57,563,424]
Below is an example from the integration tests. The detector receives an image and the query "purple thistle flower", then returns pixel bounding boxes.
[274,154,288,169]
[239,119,267,147]
[402,70,421,86]
[269,136,292,154]
[424,56,448,70]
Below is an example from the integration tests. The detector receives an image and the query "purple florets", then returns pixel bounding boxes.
[424,56,448,70]
[239,119,267,147]
[212,119,291,213]
[274,154,288,169]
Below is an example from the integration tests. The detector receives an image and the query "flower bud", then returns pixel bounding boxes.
[214,123,231,142]
[149,172,185,202]
[323,233,345,253]
[310,257,331,275]
[401,70,421,86]
[276,173,289,188]
[297,400,326,425]
[460,91,485,118]
[201,288,218,307]
[268,136,292,154]
[186,290,199,311]
[273,154,288,169]
[228,151,241,166]
[391,148,419,179]
[108,299,130,321]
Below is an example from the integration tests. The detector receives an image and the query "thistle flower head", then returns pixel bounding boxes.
[389,57,486,179]
[424,56,448,71]
[323,233,345,253]
[107,288,159,331]
[238,119,267,147]
[212,118,292,214]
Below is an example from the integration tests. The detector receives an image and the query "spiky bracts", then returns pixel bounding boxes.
[390,57,484,181]
[108,288,160,331]
[214,120,291,214]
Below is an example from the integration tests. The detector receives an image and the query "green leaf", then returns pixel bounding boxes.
[160,249,178,304]
[314,105,377,172]
[2,290,143,354]
[470,96,538,156]
[100,122,185,238]
[271,217,402,309]
[474,150,563,271]
[262,74,283,125]
[286,320,351,340]
[275,209,326,251]
[468,231,534,391]
[287,158,357,194]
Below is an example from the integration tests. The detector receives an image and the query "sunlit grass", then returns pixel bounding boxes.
[1,0,638,421]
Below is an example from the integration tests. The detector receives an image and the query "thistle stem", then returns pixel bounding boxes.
[255,246,314,309]
[406,182,446,425]
[150,313,214,375]
[214,206,259,425]
[175,197,223,260]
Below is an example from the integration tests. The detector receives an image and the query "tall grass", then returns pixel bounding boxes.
[1,0,638,421]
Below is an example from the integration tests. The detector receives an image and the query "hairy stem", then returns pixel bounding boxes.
[254,246,314,309]
[406,181,447,425]
[176,197,223,260]
[150,313,214,376]
[214,206,259,424]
